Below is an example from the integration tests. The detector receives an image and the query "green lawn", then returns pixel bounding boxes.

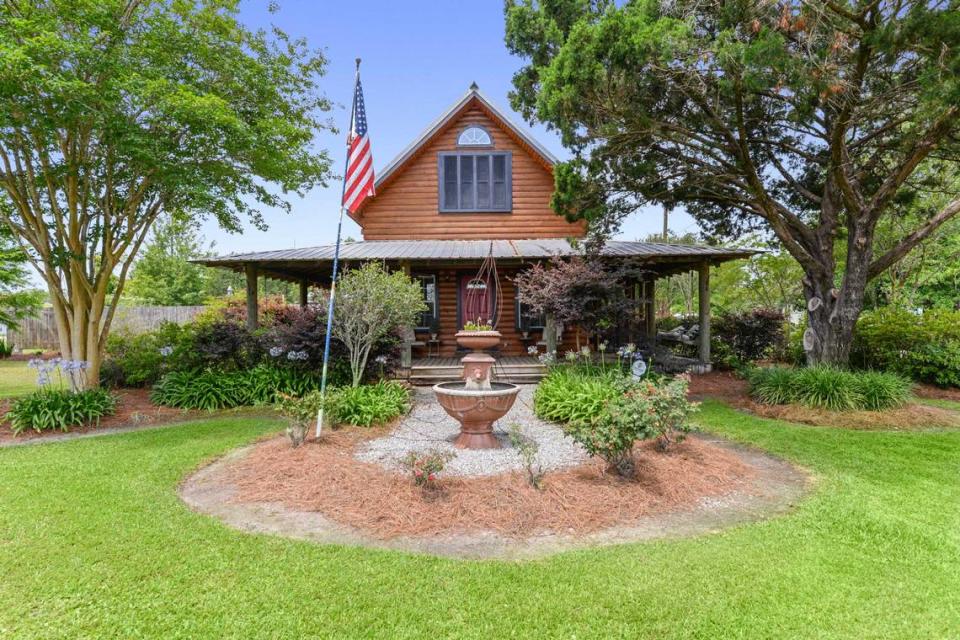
[1,406,959,639]
[916,396,960,412]
[0,360,37,398]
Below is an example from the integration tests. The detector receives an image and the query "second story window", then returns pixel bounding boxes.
[439,152,511,212]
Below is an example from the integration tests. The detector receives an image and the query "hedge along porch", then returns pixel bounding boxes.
[197,238,753,379]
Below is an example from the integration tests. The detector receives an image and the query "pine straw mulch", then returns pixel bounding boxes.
[227,430,755,539]
[0,388,200,444]
[913,383,960,402]
[688,371,960,431]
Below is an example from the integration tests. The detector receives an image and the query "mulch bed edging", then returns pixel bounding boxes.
[689,371,960,430]
[0,388,203,445]
[180,430,810,560]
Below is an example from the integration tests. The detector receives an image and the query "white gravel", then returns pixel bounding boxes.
[354,385,590,477]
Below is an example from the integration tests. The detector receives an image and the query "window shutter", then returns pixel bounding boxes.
[476,155,491,209]
[492,155,507,209]
[459,156,474,209]
[442,155,458,209]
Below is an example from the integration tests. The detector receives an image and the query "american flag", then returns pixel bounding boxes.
[342,73,375,213]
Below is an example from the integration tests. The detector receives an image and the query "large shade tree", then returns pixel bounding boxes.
[505,0,960,364]
[0,0,333,387]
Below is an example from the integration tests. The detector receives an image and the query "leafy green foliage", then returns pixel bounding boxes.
[327,381,410,428]
[0,226,43,331]
[747,366,912,412]
[509,423,545,489]
[5,388,116,434]
[151,366,324,411]
[712,309,786,368]
[462,321,493,331]
[505,0,960,365]
[332,263,425,386]
[533,367,630,425]
[0,0,333,384]
[401,449,454,489]
[102,322,196,387]
[560,376,698,477]
[123,213,218,306]
[274,391,326,448]
[853,308,960,388]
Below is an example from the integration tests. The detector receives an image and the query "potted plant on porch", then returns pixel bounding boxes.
[428,317,441,342]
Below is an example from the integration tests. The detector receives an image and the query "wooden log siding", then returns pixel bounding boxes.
[412,266,578,358]
[356,105,586,240]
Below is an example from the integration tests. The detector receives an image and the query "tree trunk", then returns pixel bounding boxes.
[802,257,869,367]
[48,283,106,391]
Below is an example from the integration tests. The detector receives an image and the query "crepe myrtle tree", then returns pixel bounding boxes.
[332,262,426,387]
[505,0,960,365]
[0,0,333,388]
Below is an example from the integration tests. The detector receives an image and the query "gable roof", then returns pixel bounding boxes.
[370,83,558,195]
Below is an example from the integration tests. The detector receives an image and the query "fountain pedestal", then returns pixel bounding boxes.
[432,331,520,450]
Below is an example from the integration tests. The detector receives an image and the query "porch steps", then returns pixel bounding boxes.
[407,359,547,385]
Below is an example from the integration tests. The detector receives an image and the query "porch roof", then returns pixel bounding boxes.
[198,238,755,269]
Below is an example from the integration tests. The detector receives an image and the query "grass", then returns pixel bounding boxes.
[0,360,37,399]
[0,408,959,638]
[915,396,960,412]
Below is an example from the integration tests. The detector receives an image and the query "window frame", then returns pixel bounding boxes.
[515,294,546,332]
[438,151,512,213]
[456,125,494,147]
[413,273,439,331]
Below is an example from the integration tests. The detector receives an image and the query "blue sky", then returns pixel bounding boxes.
[198,0,700,256]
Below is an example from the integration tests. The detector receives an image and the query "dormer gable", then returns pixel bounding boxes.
[351,84,585,241]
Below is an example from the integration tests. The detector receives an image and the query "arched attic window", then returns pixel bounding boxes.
[457,126,492,146]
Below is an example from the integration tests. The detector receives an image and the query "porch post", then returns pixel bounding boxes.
[644,278,657,341]
[245,265,258,331]
[399,260,413,368]
[698,262,711,364]
[544,312,557,355]
[299,281,309,308]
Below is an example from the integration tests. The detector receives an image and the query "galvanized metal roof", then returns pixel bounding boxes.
[198,239,756,266]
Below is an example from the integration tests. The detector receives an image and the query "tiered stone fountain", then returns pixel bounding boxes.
[432,330,521,449]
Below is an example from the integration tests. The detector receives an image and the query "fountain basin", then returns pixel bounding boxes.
[454,330,501,351]
[433,381,520,449]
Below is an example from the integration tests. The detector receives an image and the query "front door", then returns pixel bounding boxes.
[459,274,493,328]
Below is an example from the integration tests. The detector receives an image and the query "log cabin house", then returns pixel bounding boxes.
[200,84,753,383]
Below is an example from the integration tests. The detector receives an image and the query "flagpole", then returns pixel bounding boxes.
[317,58,361,438]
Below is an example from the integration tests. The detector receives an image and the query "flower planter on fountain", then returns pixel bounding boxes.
[432,330,521,449]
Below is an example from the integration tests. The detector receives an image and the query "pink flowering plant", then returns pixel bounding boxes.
[401,449,454,490]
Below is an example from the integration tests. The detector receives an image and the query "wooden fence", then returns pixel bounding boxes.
[5,306,207,351]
